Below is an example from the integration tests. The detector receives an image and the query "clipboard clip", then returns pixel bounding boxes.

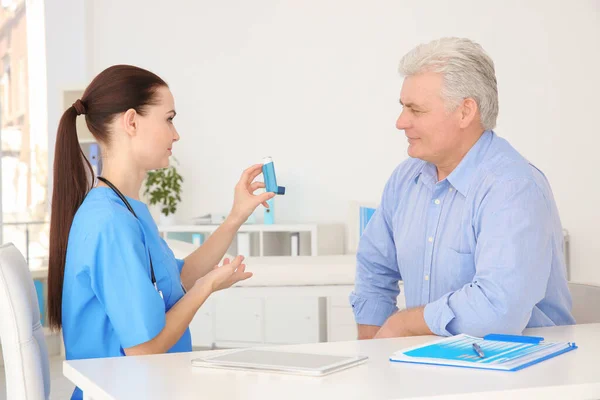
[483,334,544,344]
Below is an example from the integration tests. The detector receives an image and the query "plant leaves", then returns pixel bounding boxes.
[142,163,184,216]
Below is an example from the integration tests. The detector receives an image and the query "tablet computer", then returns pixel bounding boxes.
[191,348,368,376]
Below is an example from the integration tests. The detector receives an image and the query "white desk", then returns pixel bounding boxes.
[63,323,600,400]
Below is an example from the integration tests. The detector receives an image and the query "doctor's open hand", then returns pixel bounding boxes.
[194,256,253,293]
[228,164,276,225]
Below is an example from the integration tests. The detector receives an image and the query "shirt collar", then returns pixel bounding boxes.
[412,130,494,196]
[446,130,494,196]
[413,162,437,189]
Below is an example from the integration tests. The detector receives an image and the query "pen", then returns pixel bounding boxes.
[472,342,485,358]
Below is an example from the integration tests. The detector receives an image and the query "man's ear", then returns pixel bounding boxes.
[122,108,138,137]
[459,98,479,129]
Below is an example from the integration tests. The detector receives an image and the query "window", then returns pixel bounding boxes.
[0,0,48,269]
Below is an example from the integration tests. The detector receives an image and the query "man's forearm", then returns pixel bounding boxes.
[374,306,433,338]
[357,324,380,340]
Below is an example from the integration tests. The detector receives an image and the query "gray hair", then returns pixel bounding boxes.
[398,37,498,130]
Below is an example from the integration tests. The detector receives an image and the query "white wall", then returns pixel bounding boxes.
[26,0,48,195]
[66,0,599,283]
[43,0,90,199]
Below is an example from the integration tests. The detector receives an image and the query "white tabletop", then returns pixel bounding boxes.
[63,323,600,400]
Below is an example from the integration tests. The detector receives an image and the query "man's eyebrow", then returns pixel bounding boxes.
[399,99,418,108]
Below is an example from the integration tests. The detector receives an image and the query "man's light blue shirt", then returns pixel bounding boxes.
[350,131,574,337]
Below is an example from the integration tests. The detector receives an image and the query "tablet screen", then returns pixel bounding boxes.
[199,349,364,371]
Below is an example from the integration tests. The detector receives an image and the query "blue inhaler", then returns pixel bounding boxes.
[262,157,286,195]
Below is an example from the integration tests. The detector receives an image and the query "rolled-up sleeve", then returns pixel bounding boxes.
[424,178,553,337]
[349,176,402,326]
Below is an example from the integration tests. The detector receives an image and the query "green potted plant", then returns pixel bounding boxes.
[144,158,183,225]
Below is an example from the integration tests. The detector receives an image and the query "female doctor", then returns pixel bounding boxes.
[47,65,274,399]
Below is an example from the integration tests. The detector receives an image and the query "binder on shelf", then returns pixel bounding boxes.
[191,233,204,246]
[237,232,251,256]
[264,198,275,225]
[359,206,376,236]
[290,232,299,256]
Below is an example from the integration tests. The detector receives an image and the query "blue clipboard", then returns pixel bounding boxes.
[390,333,577,372]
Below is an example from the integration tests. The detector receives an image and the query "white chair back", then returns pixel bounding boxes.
[568,281,600,324]
[0,243,50,399]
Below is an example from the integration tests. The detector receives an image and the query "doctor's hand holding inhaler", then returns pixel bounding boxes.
[178,163,280,304]
[200,157,285,291]
[193,163,279,293]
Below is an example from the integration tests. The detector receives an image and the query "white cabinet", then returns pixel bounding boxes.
[264,297,325,344]
[327,297,359,342]
[189,284,406,348]
[188,296,215,348]
[190,294,324,348]
[327,296,358,342]
[215,296,264,344]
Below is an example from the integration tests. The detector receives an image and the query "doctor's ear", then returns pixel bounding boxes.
[122,108,138,137]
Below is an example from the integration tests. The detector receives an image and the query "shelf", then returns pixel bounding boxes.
[160,223,346,257]
[158,224,320,234]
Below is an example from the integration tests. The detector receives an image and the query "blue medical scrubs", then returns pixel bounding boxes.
[61,187,192,400]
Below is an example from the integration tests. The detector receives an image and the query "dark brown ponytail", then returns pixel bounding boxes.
[48,65,167,330]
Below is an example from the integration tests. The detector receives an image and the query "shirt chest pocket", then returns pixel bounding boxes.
[150,244,181,307]
[439,248,476,292]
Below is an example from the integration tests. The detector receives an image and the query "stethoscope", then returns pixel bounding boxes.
[97,176,164,299]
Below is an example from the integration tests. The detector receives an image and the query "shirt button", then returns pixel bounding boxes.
[428,237,433,243]
[449,188,454,192]
[425,275,429,281]
[434,199,440,205]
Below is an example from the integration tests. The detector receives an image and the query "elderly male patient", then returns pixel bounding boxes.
[350,37,574,340]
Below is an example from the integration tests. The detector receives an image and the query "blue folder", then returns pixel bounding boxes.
[390,333,577,372]
[34,279,44,324]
